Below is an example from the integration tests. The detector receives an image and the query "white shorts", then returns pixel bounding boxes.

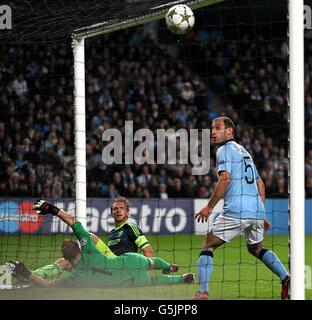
[211,213,264,245]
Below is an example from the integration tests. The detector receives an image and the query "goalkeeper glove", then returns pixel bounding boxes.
[33,199,60,216]
[8,260,32,279]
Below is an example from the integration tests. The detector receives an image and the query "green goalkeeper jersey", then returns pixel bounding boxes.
[54,222,152,288]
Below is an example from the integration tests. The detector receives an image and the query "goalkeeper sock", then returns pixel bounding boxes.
[31,262,63,280]
[258,249,289,280]
[150,275,183,285]
[197,250,213,293]
[150,257,171,271]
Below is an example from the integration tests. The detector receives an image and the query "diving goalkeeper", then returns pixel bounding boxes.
[30,197,154,280]
[8,200,194,288]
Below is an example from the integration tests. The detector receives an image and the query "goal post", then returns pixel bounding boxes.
[73,36,87,228]
[289,0,305,300]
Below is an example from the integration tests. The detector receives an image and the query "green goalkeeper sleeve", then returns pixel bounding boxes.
[32,262,63,280]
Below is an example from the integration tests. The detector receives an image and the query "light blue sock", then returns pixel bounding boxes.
[197,251,213,293]
[259,249,289,281]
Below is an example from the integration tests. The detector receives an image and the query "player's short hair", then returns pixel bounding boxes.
[213,117,235,132]
[223,117,235,131]
[61,239,80,262]
[110,197,131,213]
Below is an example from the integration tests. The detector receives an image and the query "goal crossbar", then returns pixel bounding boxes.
[73,0,224,40]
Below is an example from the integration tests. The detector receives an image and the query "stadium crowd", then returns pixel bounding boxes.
[0,25,292,199]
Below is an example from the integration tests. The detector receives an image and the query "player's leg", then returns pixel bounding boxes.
[245,220,290,299]
[150,273,195,285]
[121,253,182,286]
[192,233,224,299]
[122,253,189,287]
[247,241,290,299]
[193,214,240,300]
[130,269,195,286]
[116,253,150,286]
[247,240,289,279]
[123,252,177,273]
[149,257,179,274]
[122,252,167,275]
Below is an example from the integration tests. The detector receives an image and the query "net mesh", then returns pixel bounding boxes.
[0,0,290,299]
[1,0,223,42]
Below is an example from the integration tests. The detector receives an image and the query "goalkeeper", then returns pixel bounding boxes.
[9,200,194,288]
[30,197,154,280]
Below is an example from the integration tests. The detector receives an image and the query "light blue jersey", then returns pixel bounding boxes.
[216,140,265,219]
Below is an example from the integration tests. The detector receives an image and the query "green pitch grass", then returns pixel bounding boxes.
[0,234,311,300]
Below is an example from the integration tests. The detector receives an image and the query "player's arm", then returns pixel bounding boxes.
[136,238,153,258]
[196,145,232,223]
[28,273,55,287]
[33,200,95,252]
[9,260,77,288]
[89,232,100,245]
[142,245,153,258]
[18,270,78,288]
[58,209,76,226]
[208,171,231,209]
[31,258,73,280]
[128,224,153,257]
[256,175,271,232]
[256,176,266,204]
[32,199,76,226]
[195,171,231,223]
[209,144,232,209]
[8,260,55,287]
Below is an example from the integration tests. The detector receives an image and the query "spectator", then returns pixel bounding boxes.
[108,184,120,198]
[112,172,125,196]
[159,184,168,199]
[167,178,189,198]
[122,165,136,189]
[137,165,151,188]
[12,74,28,96]
[125,183,137,198]
[147,176,160,198]
[87,180,103,197]
[52,180,63,198]
[180,82,195,104]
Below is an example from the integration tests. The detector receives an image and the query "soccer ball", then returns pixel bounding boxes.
[165,4,195,35]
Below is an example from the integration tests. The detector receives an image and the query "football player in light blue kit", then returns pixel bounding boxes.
[192,117,290,300]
